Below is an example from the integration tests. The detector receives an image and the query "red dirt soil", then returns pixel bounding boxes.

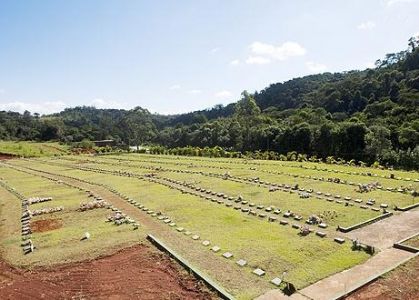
[0,244,216,300]
[344,255,419,300]
[31,219,63,232]
[0,154,16,160]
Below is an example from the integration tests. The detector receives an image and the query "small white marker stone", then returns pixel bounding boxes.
[236,259,247,267]
[271,277,282,286]
[222,252,233,259]
[192,235,200,240]
[202,240,210,246]
[211,246,221,252]
[253,268,265,276]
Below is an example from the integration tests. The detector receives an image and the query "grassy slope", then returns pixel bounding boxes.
[0,141,69,157]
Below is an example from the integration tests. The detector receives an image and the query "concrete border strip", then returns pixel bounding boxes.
[395,202,419,211]
[393,232,419,253]
[333,251,418,300]
[147,234,235,300]
[337,212,393,233]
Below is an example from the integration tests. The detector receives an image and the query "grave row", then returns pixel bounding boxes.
[149,175,338,241]
[84,158,389,212]
[32,160,365,248]
[0,179,34,254]
[32,159,370,287]
[253,168,415,196]
[27,197,52,204]
[101,159,387,215]
[94,156,417,194]
[43,159,378,234]
[281,163,419,183]
[78,194,109,212]
[2,163,140,232]
[99,175,290,288]
[124,153,419,184]
[30,206,64,216]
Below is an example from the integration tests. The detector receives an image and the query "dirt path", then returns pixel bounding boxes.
[344,209,419,250]
[0,244,214,300]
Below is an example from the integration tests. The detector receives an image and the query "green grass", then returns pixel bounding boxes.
[49,156,381,227]
[4,153,417,298]
[0,165,142,267]
[99,154,418,208]
[5,158,370,290]
[0,141,69,157]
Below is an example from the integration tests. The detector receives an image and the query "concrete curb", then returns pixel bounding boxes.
[393,232,419,253]
[147,234,235,300]
[333,252,418,300]
[395,202,419,211]
[337,212,393,233]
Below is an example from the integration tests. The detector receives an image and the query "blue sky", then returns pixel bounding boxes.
[0,0,418,115]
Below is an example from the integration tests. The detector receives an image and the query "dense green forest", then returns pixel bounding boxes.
[1,38,418,169]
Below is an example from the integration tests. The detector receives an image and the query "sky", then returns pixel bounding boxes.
[0,0,418,115]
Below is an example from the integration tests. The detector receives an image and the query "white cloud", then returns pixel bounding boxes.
[215,90,232,99]
[365,62,376,69]
[169,84,181,90]
[245,56,271,65]
[230,59,240,66]
[249,41,306,61]
[210,47,220,54]
[385,0,415,6]
[90,98,125,109]
[0,101,66,115]
[306,61,327,73]
[357,21,376,30]
[188,89,202,95]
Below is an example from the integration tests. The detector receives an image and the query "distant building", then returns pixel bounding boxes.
[93,140,115,147]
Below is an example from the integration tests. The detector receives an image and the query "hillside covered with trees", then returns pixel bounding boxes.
[1,37,418,169]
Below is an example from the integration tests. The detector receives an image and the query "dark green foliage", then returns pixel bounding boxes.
[0,37,418,169]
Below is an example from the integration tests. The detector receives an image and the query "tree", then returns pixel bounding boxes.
[365,125,392,161]
[389,81,400,102]
[234,91,261,150]
[121,107,156,149]
[349,90,368,113]
[235,91,261,118]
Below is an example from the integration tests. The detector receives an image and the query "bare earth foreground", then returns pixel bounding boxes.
[0,244,214,300]
[345,255,419,300]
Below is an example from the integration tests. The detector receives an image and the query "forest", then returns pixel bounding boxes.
[0,37,418,169]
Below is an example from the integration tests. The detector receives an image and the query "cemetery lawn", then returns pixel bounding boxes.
[0,164,142,267]
[2,153,418,299]
[100,153,419,208]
